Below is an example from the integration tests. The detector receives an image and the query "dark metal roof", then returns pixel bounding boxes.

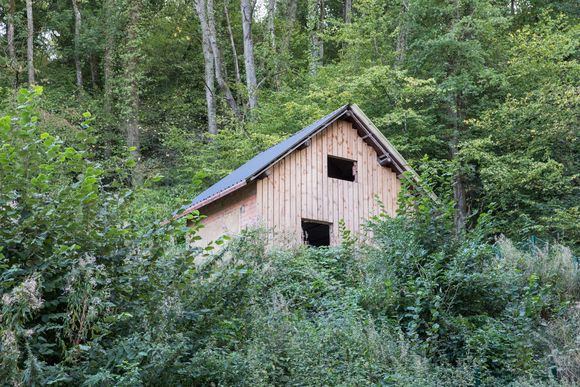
[174,104,351,216]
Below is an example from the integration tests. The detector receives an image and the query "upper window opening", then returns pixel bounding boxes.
[328,156,356,182]
[302,220,331,247]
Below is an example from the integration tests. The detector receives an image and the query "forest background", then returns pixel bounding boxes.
[0,0,579,385]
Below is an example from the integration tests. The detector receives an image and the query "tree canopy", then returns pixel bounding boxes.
[0,0,578,384]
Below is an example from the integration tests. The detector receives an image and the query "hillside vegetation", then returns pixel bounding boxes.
[0,0,578,385]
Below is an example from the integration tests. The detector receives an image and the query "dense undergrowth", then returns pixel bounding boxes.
[1,89,579,386]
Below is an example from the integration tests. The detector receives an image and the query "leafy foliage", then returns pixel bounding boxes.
[0,0,578,384]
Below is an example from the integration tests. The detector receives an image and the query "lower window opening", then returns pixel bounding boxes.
[302,220,331,247]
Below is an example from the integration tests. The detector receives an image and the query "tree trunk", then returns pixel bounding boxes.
[26,0,35,85]
[89,54,98,89]
[72,0,83,95]
[103,1,113,117]
[7,0,17,87]
[449,94,467,234]
[205,0,241,118]
[280,0,296,78]
[103,0,114,157]
[194,0,217,133]
[281,0,296,54]
[267,0,276,49]
[240,0,258,110]
[224,0,241,84]
[395,0,410,65]
[267,0,279,87]
[343,0,352,24]
[307,0,323,75]
[126,0,142,186]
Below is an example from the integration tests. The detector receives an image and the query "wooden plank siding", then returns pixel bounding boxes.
[255,119,401,245]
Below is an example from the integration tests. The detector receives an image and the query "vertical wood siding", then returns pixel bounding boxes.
[256,119,401,244]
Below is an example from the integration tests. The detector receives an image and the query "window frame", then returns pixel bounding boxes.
[327,155,357,182]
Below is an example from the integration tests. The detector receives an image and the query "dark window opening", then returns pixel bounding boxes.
[302,220,331,247]
[328,156,356,182]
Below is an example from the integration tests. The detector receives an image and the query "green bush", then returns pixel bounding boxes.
[2,90,578,386]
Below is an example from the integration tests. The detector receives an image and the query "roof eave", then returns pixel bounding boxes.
[170,180,248,222]
[349,104,439,203]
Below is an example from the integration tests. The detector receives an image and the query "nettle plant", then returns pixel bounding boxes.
[0,88,202,384]
[0,87,124,383]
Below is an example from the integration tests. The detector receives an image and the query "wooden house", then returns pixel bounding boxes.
[173,104,422,246]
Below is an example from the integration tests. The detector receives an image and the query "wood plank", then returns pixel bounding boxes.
[331,126,338,242]
[256,178,263,223]
[365,143,371,219]
[393,171,401,216]
[384,166,390,215]
[346,126,354,231]
[353,126,359,230]
[315,133,323,221]
[322,129,328,222]
[267,173,273,228]
[312,133,318,220]
[296,148,303,232]
[306,137,313,219]
[346,122,354,159]
[273,163,279,230]
[279,161,284,229]
[377,156,382,215]
[289,152,296,231]
[368,142,375,217]
[285,157,291,229]
[389,169,395,216]
[378,161,384,215]
[300,148,308,218]
[374,148,380,216]
[337,125,343,228]
[330,123,336,148]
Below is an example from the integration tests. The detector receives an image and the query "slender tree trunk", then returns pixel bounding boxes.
[449,94,467,234]
[281,0,296,53]
[343,0,352,24]
[280,0,296,77]
[195,0,217,133]
[267,0,276,49]
[103,0,113,110]
[126,0,142,185]
[267,0,280,87]
[7,0,17,86]
[72,0,83,95]
[89,54,98,89]
[240,0,258,110]
[341,0,352,51]
[307,0,323,75]
[206,0,241,118]
[395,0,410,66]
[449,0,467,234]
[26,0,35,85]
[103,0,114,157]
[224,0,241,84]
[103,2,113,117]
